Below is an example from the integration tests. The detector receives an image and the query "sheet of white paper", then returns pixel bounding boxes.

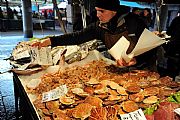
[108,36,133,62]
[108,29,166,63]
[132,28,166,56]
[42,85,68,102]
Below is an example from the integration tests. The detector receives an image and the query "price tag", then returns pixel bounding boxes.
[174,108,180,115]
[42,85,68,102]
[31,47,53,65]
[120,109,147,120]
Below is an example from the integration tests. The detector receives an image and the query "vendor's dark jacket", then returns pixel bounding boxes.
[50,11,157,71]
[166,16,180,57]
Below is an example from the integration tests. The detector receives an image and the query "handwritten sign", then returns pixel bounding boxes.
[31,47,53,65]
[42,85,68,102]
[120,109,147,120]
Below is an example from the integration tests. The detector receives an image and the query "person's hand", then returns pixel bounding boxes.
[116,58,136,67]
[31,38,51,48]
[152,31,160,35]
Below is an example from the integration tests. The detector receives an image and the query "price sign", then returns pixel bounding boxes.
[42,85,68,102]
[120,109,147,120]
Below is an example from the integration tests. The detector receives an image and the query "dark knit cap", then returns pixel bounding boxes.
[95,0,120,11]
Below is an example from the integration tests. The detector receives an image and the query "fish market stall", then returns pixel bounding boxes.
[9,38,180,120]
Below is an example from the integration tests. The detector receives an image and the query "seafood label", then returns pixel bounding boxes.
[42,85,68,102]
[174,108,180,115]
[13,50,30,60]
[31,47,53,65]
[120,109,146,120]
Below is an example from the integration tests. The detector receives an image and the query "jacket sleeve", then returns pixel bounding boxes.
[49,23,100,47]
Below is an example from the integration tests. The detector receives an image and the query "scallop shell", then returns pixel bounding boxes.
[129,93,144,103]
[87,78,99,85]
[89,107,107,120]
[45,101,59,113]
[106,106,118,120]
[108,81,121,90]
[83,86,94,95]
[84,96,103,107]
[59,96,75,105]
[71,88,84,94]
[108,95,122,101]
[72,103,93,119]
[121,101,139,112]
[52,109,71,120]
[116,87,128,95]
[126,85,141,93]
[143,87,159,96]
[143,96,158,104]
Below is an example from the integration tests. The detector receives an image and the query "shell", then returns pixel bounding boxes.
[59,96,75,105]
[121,101,139,112]
[71,88,84,94]
[87,78,99,85]
[45,101,59,113]
[143,96,158,104]
[129,93,144,102]
[72,103,93,119]
[84,96,103,107]
[106,106,118,120]
[108,81,121,90]
[126,85,141,93]
[89,107,107,120]
[52,109,71,120]
[116,87,128,95]
[143,87,159,96]
[83,86,94,95]
[108,95,122,101]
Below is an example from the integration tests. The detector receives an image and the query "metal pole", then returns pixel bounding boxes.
[155,0,163,32]
[80,0,87,28]
[21,0,33,38]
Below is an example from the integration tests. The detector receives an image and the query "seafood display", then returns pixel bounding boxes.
[9,40,98,75]
[26,60,180,120]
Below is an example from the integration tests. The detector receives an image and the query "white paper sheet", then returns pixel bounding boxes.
[108,36,133,62]
[132,28,166,56]
[108,28,166,63]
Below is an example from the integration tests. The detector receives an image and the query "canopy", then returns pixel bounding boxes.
[122,0,180,4]
[39,2,67,10]
[122,0,154,3]
[120,1,151,8]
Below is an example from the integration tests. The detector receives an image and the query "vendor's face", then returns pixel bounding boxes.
[144,10,149,16]
[95,7,117,23]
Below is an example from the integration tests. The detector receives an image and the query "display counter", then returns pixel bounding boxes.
[12,51,180,120]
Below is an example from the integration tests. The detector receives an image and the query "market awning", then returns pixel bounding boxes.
[39,2,67,10]
[122,0,180,4]
[120,1,151,8]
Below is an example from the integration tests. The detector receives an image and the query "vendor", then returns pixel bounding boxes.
[32,0,157,71]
